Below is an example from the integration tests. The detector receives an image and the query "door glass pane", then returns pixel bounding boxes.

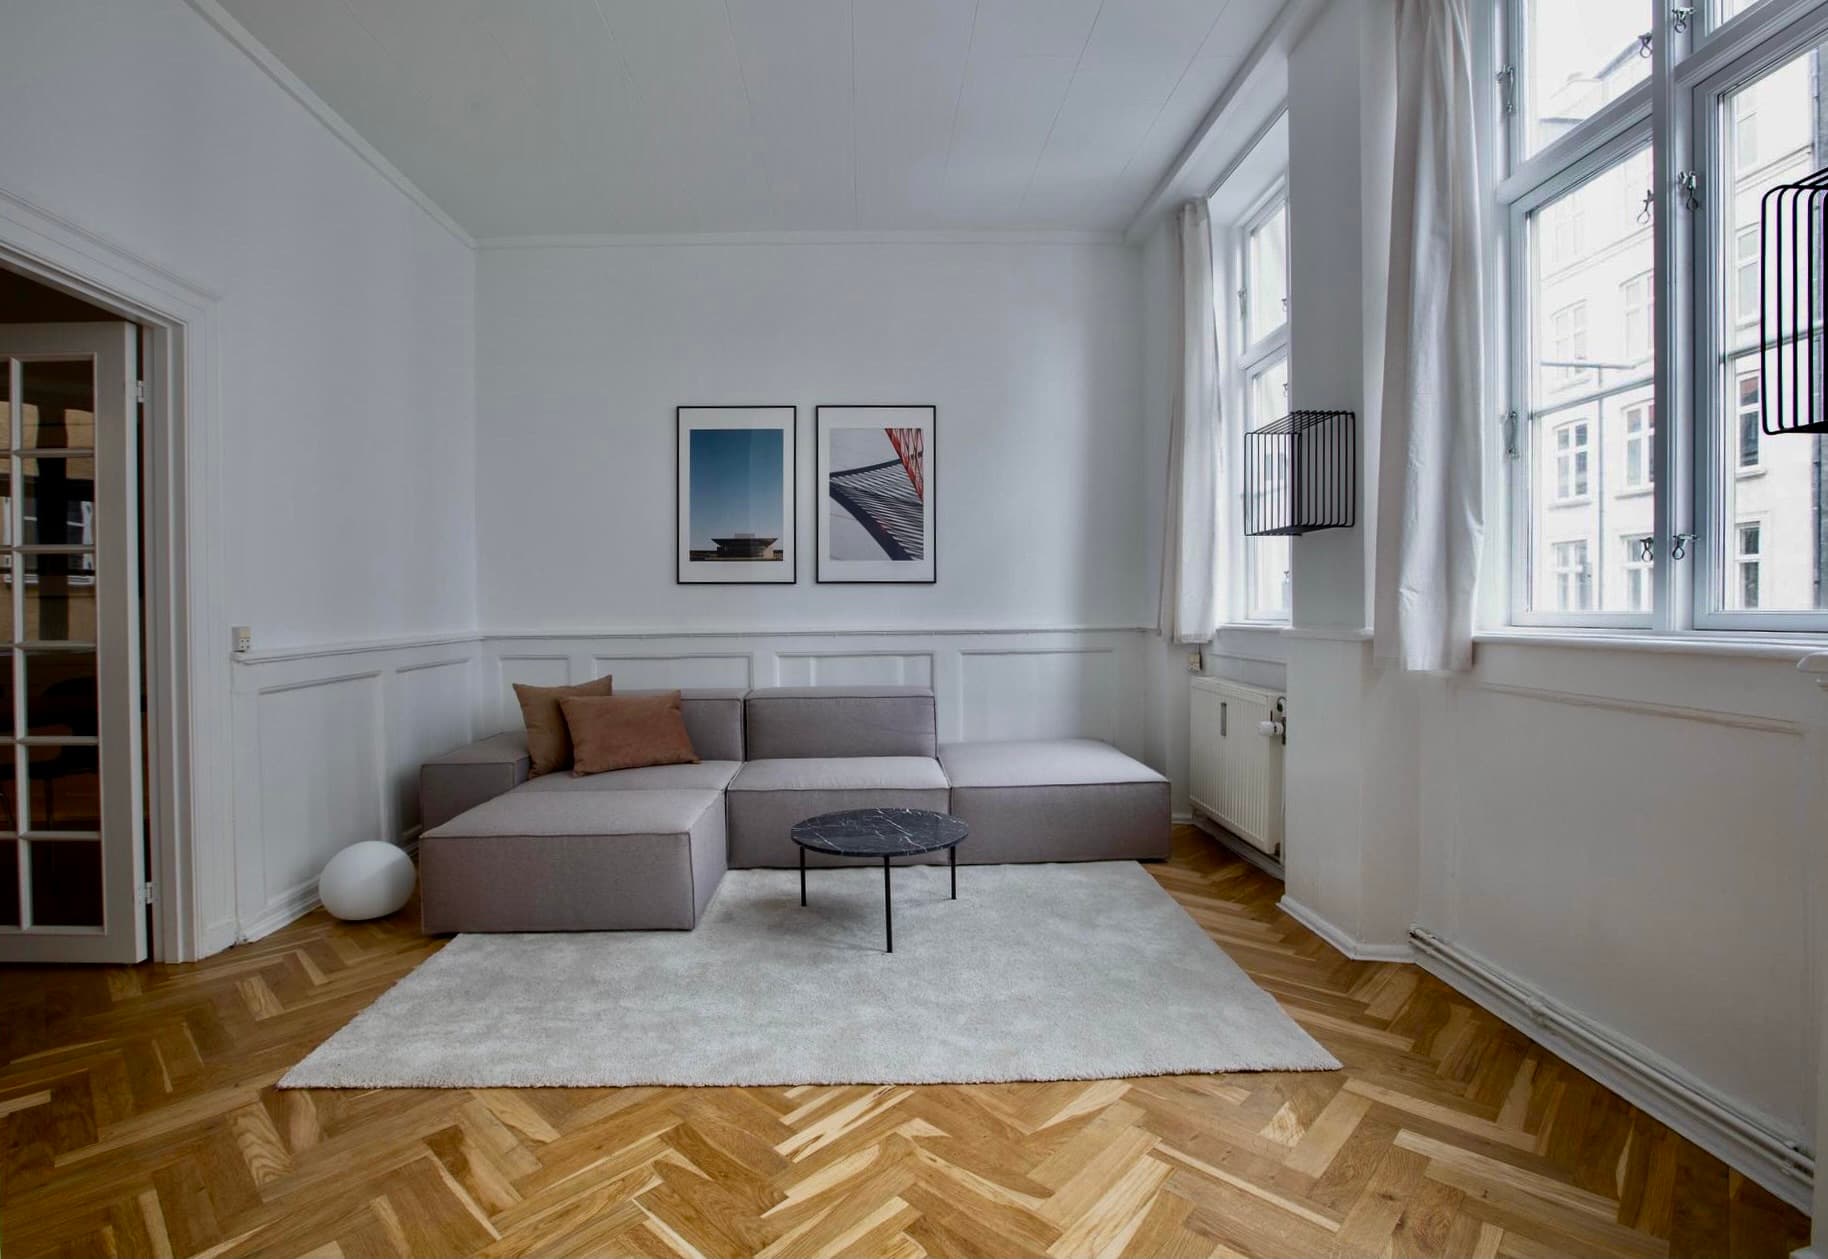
[29,840,102,926]
[29,744,99,832]
[1524,0,1651,156]
[0,652,11,739]
[23,553,95,644]
[21,455,96,549]
[0,840,17,926]
[1716,39,1828,613]
[24,650,96,739]
[1525,145,1655,615]
[19,359,94,450]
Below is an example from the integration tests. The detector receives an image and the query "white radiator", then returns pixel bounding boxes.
[1188,676,1285,859]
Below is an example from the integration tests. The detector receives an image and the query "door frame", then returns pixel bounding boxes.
[0,187,229,963]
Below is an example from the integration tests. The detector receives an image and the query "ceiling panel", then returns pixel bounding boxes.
[212,0,1289,236]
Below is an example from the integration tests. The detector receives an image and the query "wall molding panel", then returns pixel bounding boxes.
[230,638,482,943]
[1411,927,1814,1213]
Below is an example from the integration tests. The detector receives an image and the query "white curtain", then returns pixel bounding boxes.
[1374,0,1487,673]
[1158,199,1225,643]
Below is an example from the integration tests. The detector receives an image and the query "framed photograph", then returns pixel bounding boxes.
[676,406,797,584]
[815,405,936,584]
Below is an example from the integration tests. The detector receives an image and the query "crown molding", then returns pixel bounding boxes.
[475,228,1128,251]
[180,0,474,249]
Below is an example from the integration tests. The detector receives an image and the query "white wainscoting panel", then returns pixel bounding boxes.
[231,636,483,942]
[589,653,754,692]
[958,647,1120,744]
[1412,644,1820,1210]
[481,629,1147,754]
[775,652,935,688]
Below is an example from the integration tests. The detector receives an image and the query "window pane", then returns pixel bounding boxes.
[1245,201,1288,346]
[1524,145,1655,617]
[1715,39,1827,614]
[24,649,96,739]
[1524,0,1651,156]
[1245,355,1290,621]
[28,839,102,926]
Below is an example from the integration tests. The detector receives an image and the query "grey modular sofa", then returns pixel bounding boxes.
[417,685,1168,933]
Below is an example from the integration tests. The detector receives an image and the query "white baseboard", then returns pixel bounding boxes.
[237,831,422,946]
[1277,895,1414,962]
[1410,926,1813,1214]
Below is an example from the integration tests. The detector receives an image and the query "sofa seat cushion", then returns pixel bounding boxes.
[420,789,725,932]
[938,739,1168,787]
[725,756,951,868]
[515,761,742,793]
[939,739,1170,865]
[729,756,948,793]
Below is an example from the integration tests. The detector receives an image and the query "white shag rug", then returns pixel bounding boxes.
[281,862,1338,1089]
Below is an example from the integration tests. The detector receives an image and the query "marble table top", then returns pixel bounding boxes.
[790,807,969,857]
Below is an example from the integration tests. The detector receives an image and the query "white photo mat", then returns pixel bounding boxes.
[816,405,936,583]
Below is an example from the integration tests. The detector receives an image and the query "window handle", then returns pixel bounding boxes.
[1671,532,1697,561]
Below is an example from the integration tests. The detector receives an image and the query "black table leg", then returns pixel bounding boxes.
[950,845,957,899]
[799,846,807,907]
[883,856,893,953]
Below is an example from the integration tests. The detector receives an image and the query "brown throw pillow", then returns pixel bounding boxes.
[560,691,700,776]
[513,675,615,776]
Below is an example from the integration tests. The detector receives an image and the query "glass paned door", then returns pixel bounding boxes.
[0,323,143,963]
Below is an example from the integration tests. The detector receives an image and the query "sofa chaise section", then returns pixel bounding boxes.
[938,738,1171,864]
[418,687,745,831]
[420,789,726,932]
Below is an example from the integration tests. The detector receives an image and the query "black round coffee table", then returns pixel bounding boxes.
[790,807,969,953]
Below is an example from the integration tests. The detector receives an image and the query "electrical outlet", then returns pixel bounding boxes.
[232,626,252,654]
[1186,649,1203,674]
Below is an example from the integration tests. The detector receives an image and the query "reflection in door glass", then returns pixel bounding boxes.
[0,840,16,926]
[29,839,102,926]
[20,359,94,450]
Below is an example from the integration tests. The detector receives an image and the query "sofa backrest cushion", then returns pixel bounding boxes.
[641,688,747,761]
[744,686,936,759]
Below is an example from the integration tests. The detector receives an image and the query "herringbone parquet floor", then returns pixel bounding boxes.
[0,826,1809,1258]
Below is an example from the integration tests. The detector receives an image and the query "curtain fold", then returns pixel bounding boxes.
[1158,199,1225,644]
[1374,0,1487,673]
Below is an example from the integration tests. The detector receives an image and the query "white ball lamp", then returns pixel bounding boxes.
[317,841,416,921]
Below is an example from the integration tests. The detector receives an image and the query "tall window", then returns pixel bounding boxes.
[1502,0,1827,632]
[1239,190,1292,623]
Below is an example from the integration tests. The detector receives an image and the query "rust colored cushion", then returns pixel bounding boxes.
[513,675,615,776]
[560,691,701,776]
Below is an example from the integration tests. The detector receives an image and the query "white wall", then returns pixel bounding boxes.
[0,0,478,952]
[476,238,1145,634]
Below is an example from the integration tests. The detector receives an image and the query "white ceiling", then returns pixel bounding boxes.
[212,0,1286,238]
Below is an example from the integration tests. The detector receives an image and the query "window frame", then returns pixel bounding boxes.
[1688,9,1828,630]
[1497,0,1828,637]
[1236,181,1293,625]
[1504,113,1657,629]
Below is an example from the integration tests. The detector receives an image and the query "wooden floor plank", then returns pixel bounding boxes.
[0,826,1807,1258]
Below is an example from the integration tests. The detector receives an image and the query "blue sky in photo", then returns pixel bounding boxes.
[689,427,784,548]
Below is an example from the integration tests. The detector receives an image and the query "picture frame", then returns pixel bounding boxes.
[815,405,937,584]
[676,405,797,584]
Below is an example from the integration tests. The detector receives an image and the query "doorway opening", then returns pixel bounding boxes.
[0,264,155,963]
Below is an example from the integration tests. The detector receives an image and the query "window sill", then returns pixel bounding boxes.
[1615,485,1653,499]
[1475,626,1828,662]
[1736,464,1767,479]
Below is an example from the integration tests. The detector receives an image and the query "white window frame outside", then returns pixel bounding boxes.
[1237,182,1293,625]
[1623,401,1655,489]
[1622,531,1655,609]
[1497,0,1828,636]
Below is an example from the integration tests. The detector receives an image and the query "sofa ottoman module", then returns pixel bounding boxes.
[939,739,1172,864]
[420,789,726,933]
